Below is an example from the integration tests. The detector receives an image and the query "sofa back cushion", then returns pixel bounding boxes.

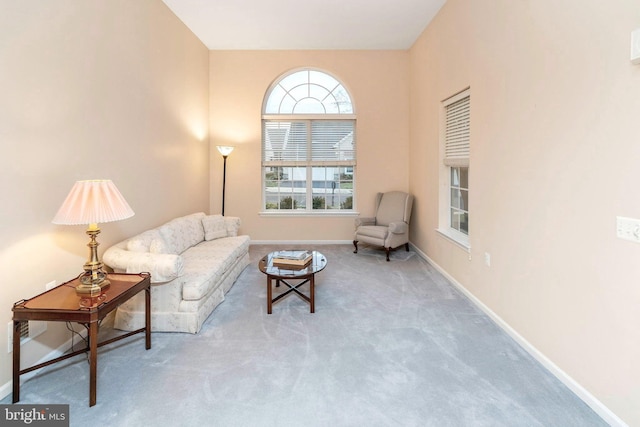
[126,229,161,253]
[157,212,206,254]
[202,215,228,241]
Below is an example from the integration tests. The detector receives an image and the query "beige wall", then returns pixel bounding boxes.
[209,50,410,241]
[409,0,640,424]
[0,0,209,391]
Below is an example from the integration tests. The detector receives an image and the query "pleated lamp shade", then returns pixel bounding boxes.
[52,180,134,225]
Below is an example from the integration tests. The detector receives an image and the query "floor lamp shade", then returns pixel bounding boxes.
[53,180,134,296]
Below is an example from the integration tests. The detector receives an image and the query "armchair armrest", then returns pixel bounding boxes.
[388,221,408,234]
[103,244,184,283]
[355,217,376,228]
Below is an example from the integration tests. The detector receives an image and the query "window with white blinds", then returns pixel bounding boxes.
[262,69,356,212]
[443,91,470,167]
[439,88,470,247]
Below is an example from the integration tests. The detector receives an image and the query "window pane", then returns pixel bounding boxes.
[459,167,468,189]
[451,209,469,235]
[451,167,460,186]
[294,98,325,114]
[265,85,286,113]
[279,93,296,114]
[311,121,355,161]
[459,212,469,234]
[451,209,460,231]
[460,189,468,210]
[311,166,352,210]
[451,189,460,209]
[278,71,308,92]
[322,94,340,114]
[332,86,353,114]
[309,84,331,101]
[263,122,308,162]
[309,70,339,90]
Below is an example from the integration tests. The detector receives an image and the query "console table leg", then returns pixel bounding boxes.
[12,321,21,403]
[89,322,98,406]
[145,287,151,350]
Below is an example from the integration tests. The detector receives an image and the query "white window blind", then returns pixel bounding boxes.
[263,120,355,167]
[444,93,470,167]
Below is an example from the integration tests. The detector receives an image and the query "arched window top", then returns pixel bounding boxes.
[264,69,354,115]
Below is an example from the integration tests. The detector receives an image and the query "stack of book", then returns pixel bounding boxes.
[272,250,313,268]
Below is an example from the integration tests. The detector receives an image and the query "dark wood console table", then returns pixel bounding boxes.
[12,272,151,407]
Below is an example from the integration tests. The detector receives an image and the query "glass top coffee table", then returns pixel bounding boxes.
[258,250,327,314]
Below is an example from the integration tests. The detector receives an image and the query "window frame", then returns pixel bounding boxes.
[437,88,471,250]
[261,69,356,216]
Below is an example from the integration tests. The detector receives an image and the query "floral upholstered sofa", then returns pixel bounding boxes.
[103,212,250,333]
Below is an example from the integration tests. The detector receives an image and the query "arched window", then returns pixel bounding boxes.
[262,69,356,213]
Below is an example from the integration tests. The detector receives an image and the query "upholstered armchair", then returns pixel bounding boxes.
[353,191,414,261]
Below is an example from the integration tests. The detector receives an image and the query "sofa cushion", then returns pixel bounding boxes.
[202,215,228,241]
[149,238,170,254]
[127,229,160,253]
[225,217,241,237]
[157,212,206,254]
[180,235,250,301]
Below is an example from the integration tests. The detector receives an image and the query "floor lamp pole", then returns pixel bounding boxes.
[216,145,234,217]
[221,155,228,216]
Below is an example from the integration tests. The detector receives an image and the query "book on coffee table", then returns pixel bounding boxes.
[272,250,313,267]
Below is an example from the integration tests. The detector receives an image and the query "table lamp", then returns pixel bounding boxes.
[52,180,134,296]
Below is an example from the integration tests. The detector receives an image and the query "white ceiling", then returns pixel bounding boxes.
[162,0,447,50]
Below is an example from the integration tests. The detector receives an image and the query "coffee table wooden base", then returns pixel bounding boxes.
[266,275,315,314]
[259,251,327,314]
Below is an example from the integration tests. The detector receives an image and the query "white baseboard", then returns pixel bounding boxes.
[249,240,352,245]
[0,328,88,402]
[409,243,628,427]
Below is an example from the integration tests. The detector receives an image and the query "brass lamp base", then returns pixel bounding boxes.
[76,225,111,296]
[75,276,110,297]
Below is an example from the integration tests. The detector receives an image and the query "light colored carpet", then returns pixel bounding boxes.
[2,244,608,426]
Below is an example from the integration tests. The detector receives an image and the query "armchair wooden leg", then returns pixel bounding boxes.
[385,247,391,261]
[353,240,359,254]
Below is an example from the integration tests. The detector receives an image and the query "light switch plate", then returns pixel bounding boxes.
[616,216,640,243]
[631,28,640,64]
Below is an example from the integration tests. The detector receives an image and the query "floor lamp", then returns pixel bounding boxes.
[217,146,234,216]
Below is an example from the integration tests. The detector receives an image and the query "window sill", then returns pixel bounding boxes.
[436,228,471,252]
[259,211,360,218]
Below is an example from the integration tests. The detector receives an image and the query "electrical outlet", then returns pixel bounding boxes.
[45,280,56,291]
[616,216,640,243]
[484,252,491,267]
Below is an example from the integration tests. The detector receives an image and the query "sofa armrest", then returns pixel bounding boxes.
[224,216,241,236]
[388,221,408,234]
[355,217,376,228]
[103,244,184,283]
